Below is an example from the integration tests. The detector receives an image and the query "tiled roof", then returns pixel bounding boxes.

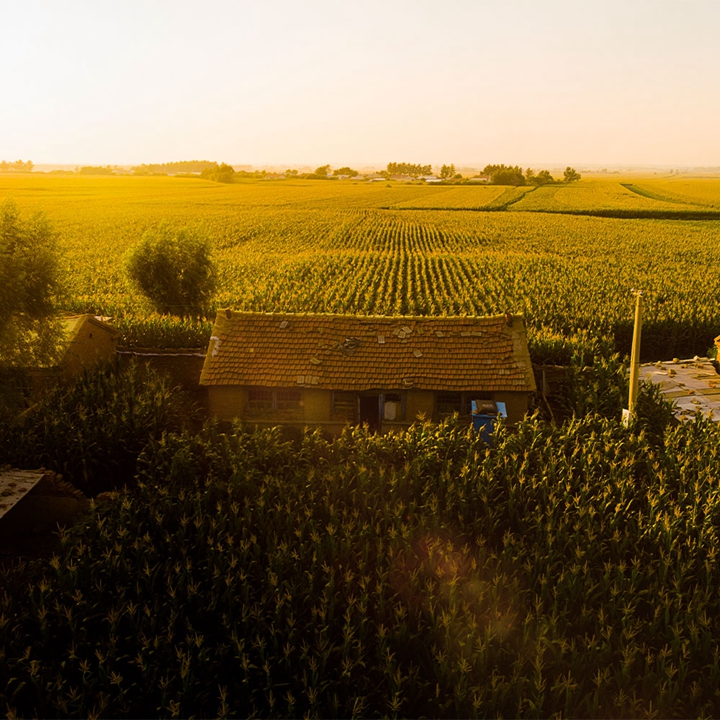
[200,311,536,393]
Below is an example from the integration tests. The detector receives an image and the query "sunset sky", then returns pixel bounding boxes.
[2,0,719,168]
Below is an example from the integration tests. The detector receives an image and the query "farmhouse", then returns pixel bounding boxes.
[200,311,536,433]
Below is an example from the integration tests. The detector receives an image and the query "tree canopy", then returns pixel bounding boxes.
[526,168,555,185]
[0,160,33,173]
[564,166,581,182]
[332,167,358,177]
[386,162,432,177]
[200,163,236,183]
[0,200,63,370]
[126,224,216,318]
[483,164,526,185]
[132,160,219,176]
[440,164,456,180]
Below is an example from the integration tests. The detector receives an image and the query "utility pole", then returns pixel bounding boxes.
[623,290,643,426]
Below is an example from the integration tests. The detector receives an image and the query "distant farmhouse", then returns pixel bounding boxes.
[200,311,536,433]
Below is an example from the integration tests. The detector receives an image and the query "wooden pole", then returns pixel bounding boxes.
[628,290,643,418]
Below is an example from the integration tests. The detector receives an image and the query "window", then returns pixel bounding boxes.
[276,389,301,411]
[247,388,302,414]
[437,392,463,416]
[332,391,356,421]
[247,388,273,412]
[436,392,480,417]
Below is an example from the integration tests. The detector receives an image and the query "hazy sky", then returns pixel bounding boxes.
[2,0,719,167]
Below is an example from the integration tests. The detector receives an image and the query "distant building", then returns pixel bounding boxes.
[200,311,536,433]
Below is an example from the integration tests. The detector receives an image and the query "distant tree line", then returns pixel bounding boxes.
[132,160,220,176]
[482,164,581,185]
[0,160,34,173]
[79,166,116,175]
[386,162,433,177]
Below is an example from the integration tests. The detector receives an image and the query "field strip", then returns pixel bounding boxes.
[621,183,699,206]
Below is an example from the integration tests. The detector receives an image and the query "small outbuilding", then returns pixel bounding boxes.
[57,314,120,380]
[29,314,120,395]
[200,311,536,433]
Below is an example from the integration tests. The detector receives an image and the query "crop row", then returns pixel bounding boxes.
[2,176,720,358]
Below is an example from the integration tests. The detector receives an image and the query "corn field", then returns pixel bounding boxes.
[2,175,720,716]
[3,402,720,717]
[1,174,719,360]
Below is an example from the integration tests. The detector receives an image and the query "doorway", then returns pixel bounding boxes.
[359,394,380,431]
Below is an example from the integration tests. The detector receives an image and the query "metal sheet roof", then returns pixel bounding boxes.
[640,358,720,421]
[0,470,46,521]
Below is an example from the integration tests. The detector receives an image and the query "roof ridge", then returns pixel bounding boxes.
[216,309,523,322]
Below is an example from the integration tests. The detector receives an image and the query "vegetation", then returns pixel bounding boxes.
[333,166,359,177]
[125,223,216,318]
[0,159,33,173]
[525,168,555,185]
[78,166,116,176]
[131,160,220,175]
[440,163,456,179]
[387,162,433,177]
[0,361,195,495]
[200,162,236,183]
[2,174,720,716]
[564,166,581,182]
[0,199,63,370]
[482,164,526,185]
[2,174,720,361]
[2,362,720,716]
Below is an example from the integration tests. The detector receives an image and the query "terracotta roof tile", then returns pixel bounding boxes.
[200,311,536,393]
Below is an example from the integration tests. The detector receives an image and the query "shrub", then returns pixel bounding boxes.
[126,223,216,318]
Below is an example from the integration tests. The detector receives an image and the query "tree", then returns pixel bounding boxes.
[483,164,525,185]
[564,166,581,182]
[386,162,432,177]
[440,164,456,180]
[314,165,331,177]
[0,200,63,370]
[332,166,358,177]
[126,224,216,318]
[535,170,555,185]
[200,162,236,183]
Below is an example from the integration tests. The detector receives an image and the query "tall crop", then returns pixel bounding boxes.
[1,175,719,359]
[3,404,720,717]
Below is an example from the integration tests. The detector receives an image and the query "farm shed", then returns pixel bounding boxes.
[640,357,720,422]
[29,314,120,395]
[57,314,120,379]
[200,311,536,433]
